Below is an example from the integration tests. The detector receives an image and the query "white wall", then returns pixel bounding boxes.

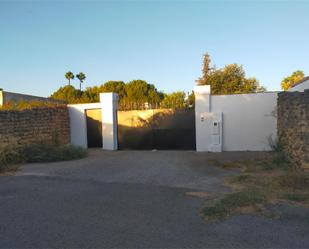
[288,79,309,92]
[0,90,57,106]
[100,93,118,150]
[68,103,101,148]
[67,94,119,150]
[210,92,278,151]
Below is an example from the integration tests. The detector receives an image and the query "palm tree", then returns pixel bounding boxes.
[65,71,74,86]
[76,72,86,91]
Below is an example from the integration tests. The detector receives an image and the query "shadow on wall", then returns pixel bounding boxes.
[117,109,196,150]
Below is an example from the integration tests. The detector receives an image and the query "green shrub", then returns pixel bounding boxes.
[22,143,87,163]
[0,142,87,173]
[267,137,293,170]
[0,146,24,173]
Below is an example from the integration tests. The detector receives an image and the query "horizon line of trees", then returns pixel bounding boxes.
[50,80,195,109]
[51,53,305,109]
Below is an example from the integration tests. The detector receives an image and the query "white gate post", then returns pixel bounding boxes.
[194,85,223,152]
[100,93,118,150]
[194,85,211,152]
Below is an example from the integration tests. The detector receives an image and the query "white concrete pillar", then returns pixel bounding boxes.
[0,89,3,106]
[194,85,211,152]
[100,93,118,150]
[194,85,223,152]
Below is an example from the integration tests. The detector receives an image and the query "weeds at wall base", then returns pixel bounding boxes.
[0,142,87,174]
[204,148,309,221]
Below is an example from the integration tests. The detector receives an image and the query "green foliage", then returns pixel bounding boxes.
[65,71,75,86]
[160,91,187,109]
[208,64,264,95]
[123,80,162,107]
[267,137,293,170]
[0,146,24,173]
[0,142,87,173]
[281,70,304,90]
[50,79,193,110]
[0,100,64,111]
[50,80,164,108]
[100,81,126,97]
[196,54,266,94]
[204,151,309,221]
[202,188,266,220]
[50,85,84,104]
[22,143,87,163]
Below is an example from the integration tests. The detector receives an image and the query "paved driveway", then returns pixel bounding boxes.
[1,150,309,248]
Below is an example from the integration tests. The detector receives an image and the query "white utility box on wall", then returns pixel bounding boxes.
[209,112,222,152]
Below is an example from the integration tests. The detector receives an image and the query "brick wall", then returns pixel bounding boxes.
[0,106,70,150]
[277,90,309,169]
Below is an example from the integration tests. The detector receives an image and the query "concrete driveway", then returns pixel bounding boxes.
[1,150,309,248]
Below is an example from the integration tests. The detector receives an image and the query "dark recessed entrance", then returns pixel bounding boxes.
[86,109,102,148]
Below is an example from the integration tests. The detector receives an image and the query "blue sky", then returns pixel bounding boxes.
[0,1,308,97]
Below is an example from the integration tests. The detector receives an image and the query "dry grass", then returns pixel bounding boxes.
[0,142,87,174]
[202,153,309,221]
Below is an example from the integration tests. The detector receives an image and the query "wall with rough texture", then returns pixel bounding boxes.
[277,90,309,169]
[0,107,70,150]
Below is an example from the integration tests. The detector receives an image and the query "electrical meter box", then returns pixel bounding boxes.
[209,113,222,152]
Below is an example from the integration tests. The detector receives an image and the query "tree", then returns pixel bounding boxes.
[50,79,164,107]
[196,53,212,85]
[100,81,126,98]
[196,54,265,94]
[50,85,81,104]
[65,71,74,86]
[123,80,162,108]
[76,72,86,91]
[281,70,304,90]
[161,91,187,109]
[82,86,101,103]
[206,64,264,95]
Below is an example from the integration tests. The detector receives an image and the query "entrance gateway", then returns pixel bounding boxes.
[117,108,195,150]
[68,88,223,152]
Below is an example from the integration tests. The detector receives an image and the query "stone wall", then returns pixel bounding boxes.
[0,107,70,150]
[277,90,309,169]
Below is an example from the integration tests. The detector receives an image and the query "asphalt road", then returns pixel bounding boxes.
[1,150,309,248]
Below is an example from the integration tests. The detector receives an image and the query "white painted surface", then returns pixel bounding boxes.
[194,85,212,152]
[0,89,57,106]
[208,112,223,152]
[100,93,118,150]
[210,92,278,151]
[288,79,309,92]
[68,103,101,148]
